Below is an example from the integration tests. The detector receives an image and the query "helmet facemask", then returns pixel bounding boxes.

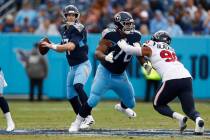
[114,11,135,34]
[62,5,80,25]
[152,31,171,45]
[65,12,79,25]
[120,19,135,34]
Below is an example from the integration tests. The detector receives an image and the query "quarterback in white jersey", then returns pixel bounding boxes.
[0,68,15,131]
[117,30,204,135]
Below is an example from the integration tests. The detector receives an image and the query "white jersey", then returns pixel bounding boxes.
[145,40,191,82]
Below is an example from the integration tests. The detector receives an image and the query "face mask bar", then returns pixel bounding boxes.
[62,10,80,25]
[121,20,135,34]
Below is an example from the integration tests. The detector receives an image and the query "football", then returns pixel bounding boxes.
[38,37,51,55]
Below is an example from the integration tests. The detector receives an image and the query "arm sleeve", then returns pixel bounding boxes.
[122,43,142,56]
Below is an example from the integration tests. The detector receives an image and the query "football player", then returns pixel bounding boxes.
[68,11,152,132]
[117,30,205,135]
[40,5,94,129]
[0,67,15,131]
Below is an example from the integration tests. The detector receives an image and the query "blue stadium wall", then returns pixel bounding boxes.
[0,34,209,99]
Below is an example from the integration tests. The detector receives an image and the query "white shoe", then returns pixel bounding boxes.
[80,115,95,129]
[68,115,84,132]
[172,112,187,133]
[114,103,136,118]
[194,117,204,135]
[6,120,15,132]
[179,116,188,133]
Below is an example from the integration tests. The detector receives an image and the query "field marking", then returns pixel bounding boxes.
[0,129,210,137]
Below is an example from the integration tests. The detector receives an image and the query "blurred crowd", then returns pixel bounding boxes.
[0,0,210,36]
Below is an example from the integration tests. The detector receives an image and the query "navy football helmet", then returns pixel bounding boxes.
[62,5,80,23]
[114,11,135,34]
[151,31,171,45]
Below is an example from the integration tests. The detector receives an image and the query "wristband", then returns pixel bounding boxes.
[51,44,58,50]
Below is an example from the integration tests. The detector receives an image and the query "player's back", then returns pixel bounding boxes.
[145,40,191,82]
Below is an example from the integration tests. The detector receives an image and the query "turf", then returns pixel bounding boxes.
[0,101,209,140]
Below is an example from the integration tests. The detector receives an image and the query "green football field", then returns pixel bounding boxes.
[0,101,209,140]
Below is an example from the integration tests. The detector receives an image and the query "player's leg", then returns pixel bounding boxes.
[69,64,109,132]
[37,79,43,101]
[67,68,81,115]
[144,80,152,102]
[73,61,94,129]
[178,78,204,135]
[112,72,136,118]
[153,80,187,132]
[29,79,35,101]
[0,71,15,131]
[73,60,92,104]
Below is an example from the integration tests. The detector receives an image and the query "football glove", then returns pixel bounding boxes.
[105,51,114,63]
[143,62,152,75]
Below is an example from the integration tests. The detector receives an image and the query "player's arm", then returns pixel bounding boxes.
[43,42,76,52]
[41,40,76,52]
[117,40,152,57]
[95,39,114,63]
[41,29,84,52]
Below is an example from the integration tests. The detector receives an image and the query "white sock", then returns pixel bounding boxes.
[172,112,184,121]
[4,112,13,123]
[75,114,84,123]
[196,117,203,123]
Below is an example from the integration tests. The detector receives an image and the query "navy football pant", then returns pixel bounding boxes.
[153,77,200,121]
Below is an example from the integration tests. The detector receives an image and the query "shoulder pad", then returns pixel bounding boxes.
[59,24,68,33]
[61,24,68,29]
[73,23,84,32]
[102,28,116,38]
[134,30,142,36]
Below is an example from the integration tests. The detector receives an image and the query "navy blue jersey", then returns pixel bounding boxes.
[60,23,88,66]
[101,27,141,74]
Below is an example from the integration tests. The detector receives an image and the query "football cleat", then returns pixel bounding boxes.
[172,112,187,133]
[69,115,84,132]
[179,116,188,133]
[194,117,204,135]
[114,103,136,118]
[80,115,95,129]
[6,120,15,132]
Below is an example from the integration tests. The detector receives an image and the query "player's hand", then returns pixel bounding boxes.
[38,37,51,55]
[105,51,114,63]
[40,41,51,48]
[143,62,152,75]
[117,39,127,50]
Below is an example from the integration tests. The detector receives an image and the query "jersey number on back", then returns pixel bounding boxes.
[160,50,177,62]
